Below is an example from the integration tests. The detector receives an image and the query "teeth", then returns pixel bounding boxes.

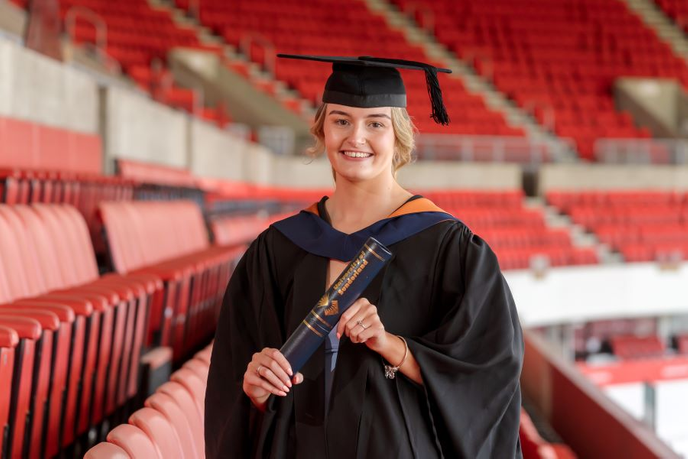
[342,151,372,158]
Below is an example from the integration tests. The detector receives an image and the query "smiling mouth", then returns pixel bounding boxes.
[341,151,373,158]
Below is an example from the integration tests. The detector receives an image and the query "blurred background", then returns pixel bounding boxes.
[1,0,687,457]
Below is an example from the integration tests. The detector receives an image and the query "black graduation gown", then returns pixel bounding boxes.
[205,217,524,458]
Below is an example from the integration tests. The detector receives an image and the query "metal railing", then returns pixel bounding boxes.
[595,138,688,165]
[403,2,435,32]
[414,135,574,163]
[240,32,275,75]
[65,6,107,56]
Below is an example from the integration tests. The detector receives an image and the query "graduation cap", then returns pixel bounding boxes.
[277,54,452,126]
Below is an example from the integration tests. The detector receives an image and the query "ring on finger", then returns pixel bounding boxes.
[256,365,264,377]
[357,319,369,330]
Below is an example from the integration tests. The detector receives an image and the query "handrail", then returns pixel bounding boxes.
[240,32,275,75]
[594,138,688,165]
[403,2,435,32]
[524,101,556,132]
[65,6,107,59]
[187,0,200,21]
[414,134,573,163]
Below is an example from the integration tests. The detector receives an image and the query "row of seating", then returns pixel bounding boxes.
[0,116,101,174]
[184,0,523,136]
[0,204,159,457]
[85,343,211,458]
[609,335,666,360]
[655,0,688,33]
[427,190,598,270]
[98,201,245,359]
[547,190,688,262]
[392,0,688,160]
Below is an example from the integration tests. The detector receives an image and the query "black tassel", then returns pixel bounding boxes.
[424,67,450,126]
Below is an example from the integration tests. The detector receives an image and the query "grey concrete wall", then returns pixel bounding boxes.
[104,85,188,168]
[0,36,98,133]
[189,119,246,181]
[539,164,688,192]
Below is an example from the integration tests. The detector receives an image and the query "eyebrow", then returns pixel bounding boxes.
[328,110,391,120]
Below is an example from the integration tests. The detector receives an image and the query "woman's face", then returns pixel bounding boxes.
[323,104,396,183]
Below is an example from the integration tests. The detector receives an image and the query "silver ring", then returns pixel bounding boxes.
[357,320,369,330]
[256,365,264,377]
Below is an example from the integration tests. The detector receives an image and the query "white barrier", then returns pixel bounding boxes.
[105,86,187,168]
[0,36,98,133]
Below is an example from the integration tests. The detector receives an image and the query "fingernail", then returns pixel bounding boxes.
[283,385,289,392]
[279,391,287,396]
[287,380,292,388]
[336,332,341,339]
[288,367,293,376]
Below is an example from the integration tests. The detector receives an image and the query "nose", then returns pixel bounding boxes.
[346,123,368,148]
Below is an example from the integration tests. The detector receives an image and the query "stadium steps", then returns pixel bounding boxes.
[365,0,577,160]
[529,197,620,265]
[621,0,688,64]
[151,0,316,120]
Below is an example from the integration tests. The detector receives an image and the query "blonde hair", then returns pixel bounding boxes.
[307,103,417,174]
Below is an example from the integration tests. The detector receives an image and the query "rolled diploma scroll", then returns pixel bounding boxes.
[280,237,392,373]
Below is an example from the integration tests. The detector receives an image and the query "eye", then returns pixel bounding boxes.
[369,121,385,129]
[334,119,350,126]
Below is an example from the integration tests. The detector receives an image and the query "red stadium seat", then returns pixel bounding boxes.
[0,326,18,457]
[84,442,130,459]
[145,392,202,458]
[156,381,204,454]
[128,407,184,459]
[106,423,160,458]
[0,316,41,459]
[170,368,206,419]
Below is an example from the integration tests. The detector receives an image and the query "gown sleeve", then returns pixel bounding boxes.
[204,231,285,459]
[406,222,524,458]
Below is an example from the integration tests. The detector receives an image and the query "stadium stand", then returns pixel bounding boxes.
[655,0,688,32]
[425,190,599,269]
[547,190,688,262]
[183,0,524,136]
[391,0,688,159]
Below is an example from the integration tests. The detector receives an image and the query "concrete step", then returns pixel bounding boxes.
[621,0,688,65]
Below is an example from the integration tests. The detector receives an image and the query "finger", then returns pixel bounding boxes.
[257,365,291,393]
[245,372,287,397]
[344,304,376,338]
[292,372,304,385]
[357,322,385,343]
[261,349,293,386]
[270,349,294,377]
[337,299,366,338]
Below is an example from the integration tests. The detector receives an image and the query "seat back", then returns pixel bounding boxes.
[106,423,160,458]
[170,368,206,418]
[84,441,130,459]
[128,407,184,459]
[0,326,18,457]
[145,392,200,458]
[182,358,209,383]
[0,316,41,459]
[156,381,204,455]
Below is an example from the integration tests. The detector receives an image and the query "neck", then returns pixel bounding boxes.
[327,173,412,231]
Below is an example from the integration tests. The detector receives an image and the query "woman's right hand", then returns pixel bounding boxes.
[243,348,304,411]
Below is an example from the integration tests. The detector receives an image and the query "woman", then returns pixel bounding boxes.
[205,55,524,458]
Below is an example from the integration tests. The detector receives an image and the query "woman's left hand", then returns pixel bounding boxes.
[336,298,388,353]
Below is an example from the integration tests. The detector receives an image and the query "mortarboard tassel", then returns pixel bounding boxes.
[424,67,450,126]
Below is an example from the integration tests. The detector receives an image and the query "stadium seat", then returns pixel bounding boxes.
[106,423,160,458]
[170,367,206,419]
[156,381,204,454]
[0,316,41,459]
[145,392,202,458]
[83,442,130,459]
[128,407,184,459]
[0,326,18,457]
